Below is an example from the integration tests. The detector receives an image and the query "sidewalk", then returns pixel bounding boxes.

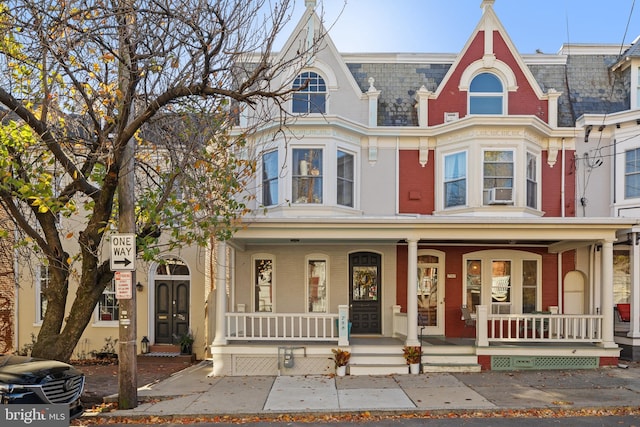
[94,360,640,419]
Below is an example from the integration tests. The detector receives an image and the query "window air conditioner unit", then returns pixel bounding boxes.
[444,112,459,122]
[488,187,513,204]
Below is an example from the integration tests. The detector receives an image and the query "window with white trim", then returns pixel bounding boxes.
[98,280,119,322]
[254,257,274,312]
[526,152,537,209]
[337,150,354,207]
[469,73,504,114]
[293,148,322,204]
[625,148,640,198]
[262,150,278,206]
[463,251,540,315]
[307,256,328,313]
[483,150,514,205]
[36,264,50,322]
[637,66,640,109]
[444,151,467,208]
[292,71,326,114]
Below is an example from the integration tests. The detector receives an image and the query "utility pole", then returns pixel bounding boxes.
[116,0,137,409]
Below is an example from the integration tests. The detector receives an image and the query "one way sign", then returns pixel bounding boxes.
[110,233,135,271]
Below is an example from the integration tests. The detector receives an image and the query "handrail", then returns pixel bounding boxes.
[225,312,340,341]
[481,312,603,343]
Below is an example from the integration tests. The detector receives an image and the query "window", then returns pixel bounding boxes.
[307,258,328,313]
[262,150,278,206]
[463,251,540,315]
[526,152,537,209]
[522,260,537,313]
[444,152,466,208]
[469,73,503,114]
[613,250,630,304]
[484,150,513,204]
[292,71,326,114]
[625,148,640,198]
[465,260,481,312]
[337,150,354,207]
[292,148,322,204]
[98,280,119,322]
[491,261,511,314]
[255,258,274,312]
[637,67,640,109]
[36,264,51,322]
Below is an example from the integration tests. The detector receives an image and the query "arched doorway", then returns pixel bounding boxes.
[154,258,190,344]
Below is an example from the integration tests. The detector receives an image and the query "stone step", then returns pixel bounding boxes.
[348,364,410,376]
[422,363,482,373]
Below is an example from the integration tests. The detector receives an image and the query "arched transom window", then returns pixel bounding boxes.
[469,72,504,115]
[292,71,326,114]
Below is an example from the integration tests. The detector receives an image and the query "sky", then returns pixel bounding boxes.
[276,0,640,54]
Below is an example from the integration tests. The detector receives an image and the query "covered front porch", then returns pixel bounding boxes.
[209,305,618,375]
[208,216,635,375]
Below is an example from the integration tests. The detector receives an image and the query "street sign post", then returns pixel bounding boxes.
[110,233,135,271]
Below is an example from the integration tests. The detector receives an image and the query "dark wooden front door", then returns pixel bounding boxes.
[155,280,190,344]
[349,252,381,334]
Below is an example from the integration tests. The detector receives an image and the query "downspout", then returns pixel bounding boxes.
[395,137,400,215]
[13,228,19,351]
[561,138,565,217]
[557,252,563,313]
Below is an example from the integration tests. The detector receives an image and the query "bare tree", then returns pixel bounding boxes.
[0,0,328,361]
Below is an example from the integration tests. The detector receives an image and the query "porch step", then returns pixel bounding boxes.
[422,363,482,373]
[347,340,481,375]
[347,343,406,376]
[421,347,481,372]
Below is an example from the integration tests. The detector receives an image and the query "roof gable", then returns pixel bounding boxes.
[429,0,550,125]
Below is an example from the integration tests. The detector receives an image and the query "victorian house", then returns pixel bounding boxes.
[206,0,640,375]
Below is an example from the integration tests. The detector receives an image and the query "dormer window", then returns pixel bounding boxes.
[292,71,326,114]
[469,73,504,114]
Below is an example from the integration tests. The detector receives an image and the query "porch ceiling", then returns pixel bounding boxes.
[229,216,639,251]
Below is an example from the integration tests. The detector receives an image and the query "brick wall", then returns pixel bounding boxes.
[0,206,15,353]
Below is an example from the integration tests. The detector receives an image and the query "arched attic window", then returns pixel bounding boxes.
[469,73,504,115]
[292,71,326,114]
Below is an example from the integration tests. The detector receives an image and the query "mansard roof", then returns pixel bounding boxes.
[342,49,628,128]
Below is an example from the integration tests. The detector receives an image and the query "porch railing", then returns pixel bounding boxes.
[476,306,603,345]
[225,312,340,341]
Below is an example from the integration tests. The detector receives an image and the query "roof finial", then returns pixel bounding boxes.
[481,0,495,13]
[305,0,316,9]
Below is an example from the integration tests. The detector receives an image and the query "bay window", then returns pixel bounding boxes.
[262,150,278,206]
[337,150,354,207]
[483,150,514,205]
[444,151,466,208]
[526,152,537,209]
[293,148,323,204]
[625,148,640,199]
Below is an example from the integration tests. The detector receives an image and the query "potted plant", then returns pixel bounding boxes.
[330,348,350,376]
[179,331,194,355]
[403,345,421,374]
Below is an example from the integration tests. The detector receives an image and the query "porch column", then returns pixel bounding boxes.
[406,238,420,346]
[629,231,640,338]
[601,239,616,347]
[212,241,228,346]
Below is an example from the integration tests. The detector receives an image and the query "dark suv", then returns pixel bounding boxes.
[0,354,85,419]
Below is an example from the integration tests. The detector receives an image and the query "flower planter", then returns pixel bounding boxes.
[336,365,347,377]
[409,363,420,374]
